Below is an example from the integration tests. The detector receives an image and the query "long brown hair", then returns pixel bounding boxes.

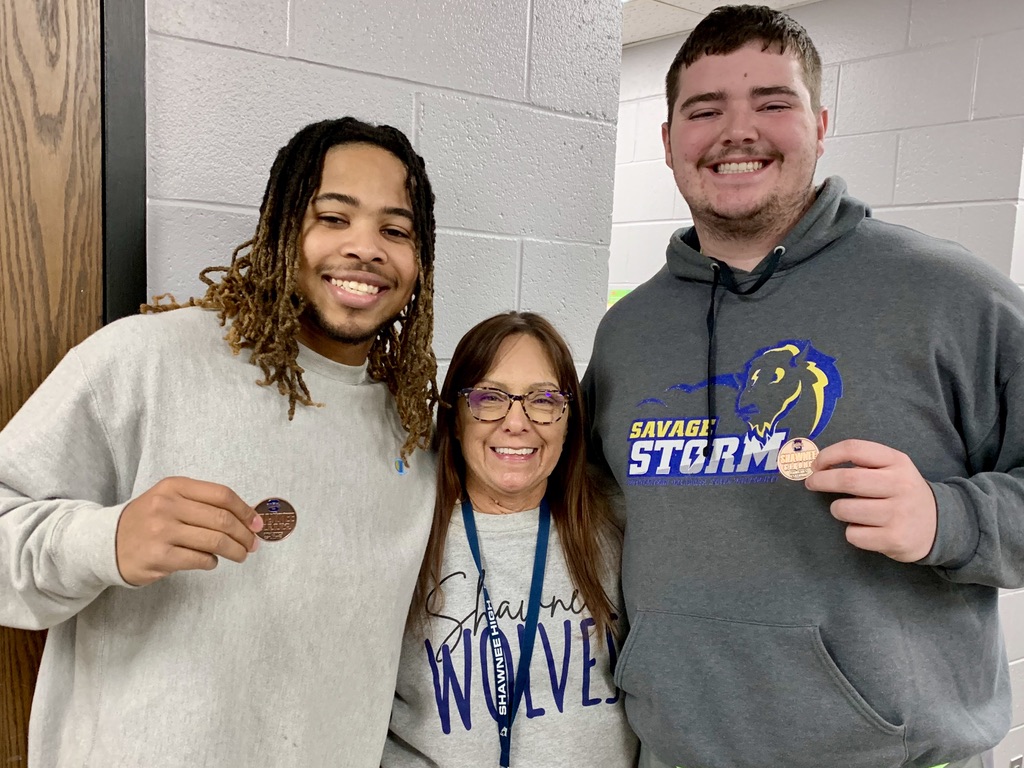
[142,118,438,460]
[414,312,621,639]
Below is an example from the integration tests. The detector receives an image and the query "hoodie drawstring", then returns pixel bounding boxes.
[703,246,787,458]
[705,263,722,458]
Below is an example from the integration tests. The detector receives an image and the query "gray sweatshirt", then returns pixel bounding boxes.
[384,506,638,767]
[0,307,435,767]
[583,177,1024,768]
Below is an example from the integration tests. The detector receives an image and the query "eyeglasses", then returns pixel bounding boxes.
[458,387,572,424]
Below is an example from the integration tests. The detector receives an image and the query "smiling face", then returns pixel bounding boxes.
[296,142,420,365]
[662,42,827,242]
[457,334,569,514]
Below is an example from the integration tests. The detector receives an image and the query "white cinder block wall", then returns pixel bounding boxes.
[145,0,622,374]
[613,0,1024,294]
[615,0,1024,763]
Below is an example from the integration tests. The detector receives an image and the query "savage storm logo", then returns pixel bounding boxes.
[627,340,842,485]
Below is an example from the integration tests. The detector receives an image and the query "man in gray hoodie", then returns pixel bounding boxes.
[584,6,1023,768]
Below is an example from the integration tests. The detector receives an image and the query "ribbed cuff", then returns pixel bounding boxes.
[50,502,135,591]
[916,481,979,569]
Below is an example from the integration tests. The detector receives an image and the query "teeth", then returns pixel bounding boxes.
[716,161,764,174]
[494,447,536,456]
[329,278,380,295]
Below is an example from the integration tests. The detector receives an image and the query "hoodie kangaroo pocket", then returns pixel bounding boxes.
[615,611,908,768]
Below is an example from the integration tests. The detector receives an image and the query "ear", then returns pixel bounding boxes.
[662,121,673,168]
[816,107,828,159]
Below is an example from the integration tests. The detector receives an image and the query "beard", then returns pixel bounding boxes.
[690,151,819,244]
[691,185,814,243]
[301,302,404,347]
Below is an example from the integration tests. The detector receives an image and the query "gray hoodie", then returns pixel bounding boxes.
[583,177,1024,768]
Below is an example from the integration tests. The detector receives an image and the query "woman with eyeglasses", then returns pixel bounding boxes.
[383,312,638,767]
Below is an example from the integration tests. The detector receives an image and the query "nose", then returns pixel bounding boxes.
[721,107,758,145]
[501,399,532,433]
[344,222,387,263]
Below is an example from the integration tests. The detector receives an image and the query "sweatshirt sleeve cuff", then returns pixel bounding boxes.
[917,481,980,569]
[50,503,136,591]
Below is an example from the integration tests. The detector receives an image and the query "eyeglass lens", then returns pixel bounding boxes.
[466,389,566,422]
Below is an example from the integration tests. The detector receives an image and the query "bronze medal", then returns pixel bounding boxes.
[777,437,819,481]
[254,497,297,542]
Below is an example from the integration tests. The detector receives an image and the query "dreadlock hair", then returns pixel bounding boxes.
[142,117,438,461]
[412,312,622,644]
[665,4,823,126]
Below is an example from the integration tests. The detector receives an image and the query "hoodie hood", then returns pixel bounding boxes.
[666,176,869,284]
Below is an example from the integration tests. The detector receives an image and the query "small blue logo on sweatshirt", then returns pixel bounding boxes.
[395,458,407,475]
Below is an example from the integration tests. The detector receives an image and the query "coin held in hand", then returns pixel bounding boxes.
[254,497,297,542]
[777,437,819,481]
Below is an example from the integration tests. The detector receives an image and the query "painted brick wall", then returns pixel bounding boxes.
[615,1,1024,764]
[145,0,621,373]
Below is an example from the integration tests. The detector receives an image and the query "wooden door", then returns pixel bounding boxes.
[0,0,103,760]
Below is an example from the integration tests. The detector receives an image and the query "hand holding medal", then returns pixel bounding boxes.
[802,438,938,563]
[115,477,264,586]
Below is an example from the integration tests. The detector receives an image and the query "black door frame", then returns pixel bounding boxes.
[101,0,146,323]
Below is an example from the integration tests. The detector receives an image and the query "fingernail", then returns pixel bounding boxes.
[250,537,260,553]
[251,514,264,532]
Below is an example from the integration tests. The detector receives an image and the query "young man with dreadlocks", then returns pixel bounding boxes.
[0,118,439,767]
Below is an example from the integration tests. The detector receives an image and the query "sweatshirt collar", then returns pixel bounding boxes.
[450,504,542,533]
[296,342,371,385]
[666,176,868,285]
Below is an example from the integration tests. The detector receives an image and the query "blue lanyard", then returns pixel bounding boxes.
[461,497,551,768]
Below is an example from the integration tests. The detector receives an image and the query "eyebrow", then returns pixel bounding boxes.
[478,380,561,391]
[677,85,801,113]
[312,192,414,221]
[678,90,726,113]
[751,85,801,99]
